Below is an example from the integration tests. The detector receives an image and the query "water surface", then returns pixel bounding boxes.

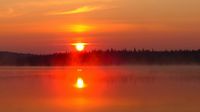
[0,66,200,112]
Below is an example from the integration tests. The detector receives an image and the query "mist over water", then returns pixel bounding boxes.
[0,66,200,112]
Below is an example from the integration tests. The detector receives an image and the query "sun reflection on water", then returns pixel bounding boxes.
[44,67,113,110]
[75,77,86,89]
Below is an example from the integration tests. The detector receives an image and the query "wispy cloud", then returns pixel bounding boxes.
[47,6,102,15]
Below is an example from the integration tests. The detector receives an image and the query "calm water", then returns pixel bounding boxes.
[0,66,200,112]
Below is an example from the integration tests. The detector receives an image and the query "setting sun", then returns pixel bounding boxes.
[73,43,87,52]
[75,77,86,89]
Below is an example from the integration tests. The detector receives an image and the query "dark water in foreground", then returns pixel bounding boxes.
[0,66,200,112]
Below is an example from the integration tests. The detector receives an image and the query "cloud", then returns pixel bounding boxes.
[47,6,102,15]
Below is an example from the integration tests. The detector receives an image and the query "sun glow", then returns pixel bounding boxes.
[75,77,86,89]
[70,25,91,33]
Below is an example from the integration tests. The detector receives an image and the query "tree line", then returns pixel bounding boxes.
[0,49,200,66]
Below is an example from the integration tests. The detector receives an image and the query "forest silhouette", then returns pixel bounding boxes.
[0,49,200,66]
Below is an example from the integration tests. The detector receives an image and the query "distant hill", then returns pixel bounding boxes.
[0,49,200,66]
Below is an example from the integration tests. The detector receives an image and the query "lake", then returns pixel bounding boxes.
[0,66,200,112]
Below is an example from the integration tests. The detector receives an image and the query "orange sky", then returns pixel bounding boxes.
[0,0,200,53]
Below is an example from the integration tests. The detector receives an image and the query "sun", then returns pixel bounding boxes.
[76,43,85,51]
[75,77,86,89]
[73,43,87,52]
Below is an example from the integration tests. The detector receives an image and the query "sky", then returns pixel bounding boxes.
[0,0,200,53]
